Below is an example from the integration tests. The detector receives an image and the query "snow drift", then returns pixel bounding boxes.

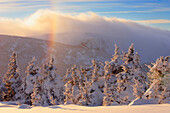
[0,102,170,113]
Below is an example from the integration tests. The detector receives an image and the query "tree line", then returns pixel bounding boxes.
[0,43,169,106]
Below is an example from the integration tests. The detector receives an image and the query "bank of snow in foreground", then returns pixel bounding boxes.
[0,102,169,113]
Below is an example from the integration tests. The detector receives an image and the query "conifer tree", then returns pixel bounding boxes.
[146,56,170,102]
[78,78,92,106]
[147,56,170,87]
[64,65,80,104]
[64,68,73,104]
[31,76,44,106]
[118,43,148,103]
[2,52,22,101]
[103,44,123,105]
[64,80,73,104]
[23,57,42,105]
[90,59,104,106]
[43,56,64,105]
[71,67,81,104]
[103,44,148,105]
[0,78,3,101]
[115,71,130,105]
[158,87,167,104]
[132,79,144,98]
[103,82,114,106]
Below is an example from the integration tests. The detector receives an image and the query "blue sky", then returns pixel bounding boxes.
[0,0,170,30]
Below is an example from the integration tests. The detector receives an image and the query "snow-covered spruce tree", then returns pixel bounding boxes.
[115,70,130,105]
[2,52,22,101]
[22,57,42,105]
[103,82,114,106]
[43,56,64,106]
[79,59,104,83]
[0,78,4,101]
[64,65,81,104]
[145,56,170,103]
[64,68,73,104]
[158,87,168,104]
[71,66,81,104]
[73,59,105,106]
[31,76,44,106]
[147,56,170,87]
[89,59,105,106]
[78,77,92,106]
[110,44,124,73]
[103,44,124,105]
[64,80,73,104]
[132,79,145,99]
[116,43,148,104]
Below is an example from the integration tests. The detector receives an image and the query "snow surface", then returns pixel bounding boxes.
[0,102,169,113]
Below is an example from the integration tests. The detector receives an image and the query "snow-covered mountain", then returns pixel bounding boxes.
[0,31,170,78]
[38,32,170,62]
[0,34,110,78]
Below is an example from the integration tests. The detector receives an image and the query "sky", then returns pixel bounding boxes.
[0,0,170,31]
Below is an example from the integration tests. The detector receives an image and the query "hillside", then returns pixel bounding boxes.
[0,32,170,78]
[37,32,170,63]
[0,34,110,78]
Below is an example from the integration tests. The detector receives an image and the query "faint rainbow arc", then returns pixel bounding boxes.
[47,0,58,56]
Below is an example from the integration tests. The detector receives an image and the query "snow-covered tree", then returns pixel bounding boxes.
[103,44,124,105]
[78,78,92,106]
[103,44,148,105]
[22,57,42,105]
[158,87,168,104]
[118,44,148,102]
[64,61,104,106]
[145,56,170,103]
[147,56,170,88]
[64,68,73,104]
[115,71,130,105]
[103,82,114,106]
[89,59,105,106]
[0,78,4,101]
[64,80,73,104]
[64,65,81,104]
[31,74,44,106]
[2,52,22,101]
[43,56,64,106]
[71,67,81,104]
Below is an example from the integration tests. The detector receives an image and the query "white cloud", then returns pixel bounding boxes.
[0,9,170,63]
[0,9,169,37]
[136,19,170,24]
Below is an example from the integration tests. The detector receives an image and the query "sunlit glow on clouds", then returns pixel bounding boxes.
[0,9,170,58]
[0,9,169,38]
[0,0,170,31]
[136,20,170,24]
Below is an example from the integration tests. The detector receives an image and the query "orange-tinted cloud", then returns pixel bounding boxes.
[136,19,170,23]
[0,9,169,39]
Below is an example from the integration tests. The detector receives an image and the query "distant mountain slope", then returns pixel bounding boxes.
[0,31,170,78]
[38,32,170,62]
[0,34,110,78]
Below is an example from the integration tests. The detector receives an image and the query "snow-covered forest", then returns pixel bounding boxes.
[0,43,169,106]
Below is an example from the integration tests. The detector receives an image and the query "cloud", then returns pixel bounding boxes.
[153,8,170,12]
[136,19,170,24]
[95,11,152,14]
[0,0,50,13]
[0,9,169,37]
[0,0,169,15]
[0,9,170,63]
